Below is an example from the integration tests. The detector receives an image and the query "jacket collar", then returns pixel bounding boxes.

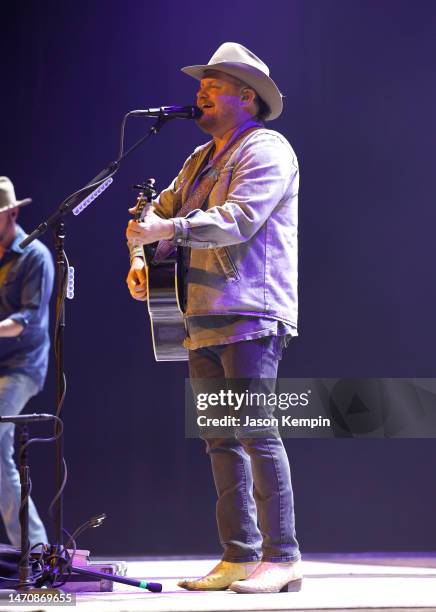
[9,225,27,255]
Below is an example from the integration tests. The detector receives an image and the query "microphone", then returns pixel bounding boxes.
[129,106,202,119]
[0,413,54,424]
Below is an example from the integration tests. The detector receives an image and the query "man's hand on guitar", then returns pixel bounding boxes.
[126,257,147,301]
[126,214,175,246]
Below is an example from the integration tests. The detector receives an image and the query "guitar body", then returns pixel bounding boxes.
[133,180,188,362]
[144,252,188,362]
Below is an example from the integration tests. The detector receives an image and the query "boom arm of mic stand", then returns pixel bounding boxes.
[19,114,171,249]
[19,163,118,249]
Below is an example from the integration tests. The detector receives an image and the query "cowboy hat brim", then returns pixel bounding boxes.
[181,61,283,121]
[0,198,32,213]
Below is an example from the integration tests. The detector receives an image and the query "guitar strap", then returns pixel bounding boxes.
[152,121,262,264]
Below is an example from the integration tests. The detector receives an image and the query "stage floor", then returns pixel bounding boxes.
[2,553,436,612]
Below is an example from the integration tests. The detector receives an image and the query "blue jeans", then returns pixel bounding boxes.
[189,335,301,562]
[0,373,48,548]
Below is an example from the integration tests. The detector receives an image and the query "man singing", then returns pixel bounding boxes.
[0,177,54,548]
[126,43,301,594]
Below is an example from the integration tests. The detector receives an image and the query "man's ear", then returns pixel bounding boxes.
[10,208,19,221]
[240,87,256,103]
[240,88,257,117]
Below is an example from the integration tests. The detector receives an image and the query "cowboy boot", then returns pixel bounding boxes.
[229,559,303,593]
[178,560,260,591]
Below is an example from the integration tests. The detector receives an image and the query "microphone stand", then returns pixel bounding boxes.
[0,413,63,595]
[53,221,65,551]
[17,424,32,589]
[18,113,172,592]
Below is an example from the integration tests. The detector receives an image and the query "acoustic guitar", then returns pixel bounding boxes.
[132,179,188,362]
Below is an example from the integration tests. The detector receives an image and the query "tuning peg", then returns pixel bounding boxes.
[133,178,156,191]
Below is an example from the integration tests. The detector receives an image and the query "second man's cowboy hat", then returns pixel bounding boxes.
[0,176,32,213]
[181,42,283,121]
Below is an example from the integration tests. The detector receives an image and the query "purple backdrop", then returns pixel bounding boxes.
[1,0,435,555]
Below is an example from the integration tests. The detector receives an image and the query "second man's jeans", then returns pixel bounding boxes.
[189,335,301,563]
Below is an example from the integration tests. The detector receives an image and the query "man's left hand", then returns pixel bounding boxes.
[126,214,175,246]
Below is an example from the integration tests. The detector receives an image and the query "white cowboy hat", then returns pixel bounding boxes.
[0,176,32,212]
[181,42,283,121]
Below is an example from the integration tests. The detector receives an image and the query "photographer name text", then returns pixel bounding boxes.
[197,415,331,428]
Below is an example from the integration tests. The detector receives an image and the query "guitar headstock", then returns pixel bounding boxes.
[132,178,157,221]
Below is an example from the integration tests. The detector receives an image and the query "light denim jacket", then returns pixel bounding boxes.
[149,128,299,327]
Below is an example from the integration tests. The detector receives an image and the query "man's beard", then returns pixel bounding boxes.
[195,114,218,135]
